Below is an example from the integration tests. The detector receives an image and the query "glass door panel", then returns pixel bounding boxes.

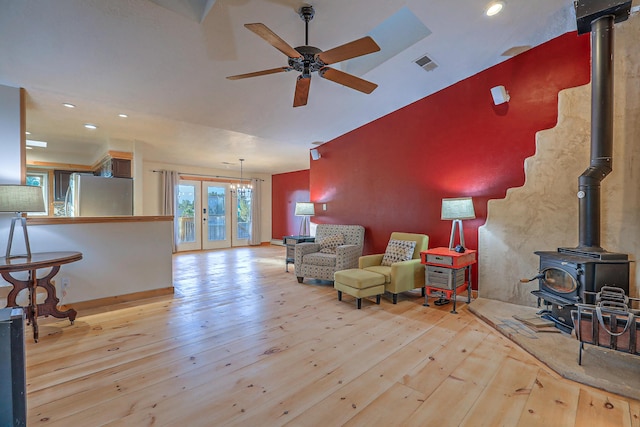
[203,183,231,250]
[232,188,252,246]
[176,180,201,252]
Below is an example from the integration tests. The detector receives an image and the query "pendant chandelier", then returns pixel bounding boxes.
[230,158,252,197]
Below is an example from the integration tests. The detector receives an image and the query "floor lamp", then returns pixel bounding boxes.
[0,185,45,259]
[295,202,314,237]
[441,197,476,251]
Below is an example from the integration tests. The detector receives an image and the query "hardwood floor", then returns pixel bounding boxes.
[25,246,640,426]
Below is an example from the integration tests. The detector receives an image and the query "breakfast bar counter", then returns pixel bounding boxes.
[0,216,176,311]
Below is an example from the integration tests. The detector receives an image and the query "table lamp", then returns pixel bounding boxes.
[294,202,315,237]
[0,185,45,259]
[441,197,475,251]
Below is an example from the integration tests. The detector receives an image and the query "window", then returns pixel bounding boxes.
[26,171,48,216]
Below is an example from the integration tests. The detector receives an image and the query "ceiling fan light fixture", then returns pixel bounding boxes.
[227,5,380,107]
[486,2,504,17]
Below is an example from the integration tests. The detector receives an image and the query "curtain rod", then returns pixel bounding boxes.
[152,169,264,182]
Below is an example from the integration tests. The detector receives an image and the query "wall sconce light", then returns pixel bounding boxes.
[441,197,476,251]
[294,202,315,236]
[490,85,510,105]
[310,148,321,161]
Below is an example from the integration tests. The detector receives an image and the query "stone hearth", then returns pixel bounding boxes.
[469,298,640,401]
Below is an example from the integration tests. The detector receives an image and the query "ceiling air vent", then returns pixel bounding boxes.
[414,54,438,72]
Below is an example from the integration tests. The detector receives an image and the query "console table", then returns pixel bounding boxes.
[0,251,82,342]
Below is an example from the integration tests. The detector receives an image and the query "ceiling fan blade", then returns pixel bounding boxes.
[244,23,302,58]
[316,36,380,65]
[293,75,311,107]
[319,68,378,94]
[226,66,293,80]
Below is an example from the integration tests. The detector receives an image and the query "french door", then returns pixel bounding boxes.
[175,180,251,252]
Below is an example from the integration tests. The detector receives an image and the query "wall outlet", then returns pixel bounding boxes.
[61,277,70,289]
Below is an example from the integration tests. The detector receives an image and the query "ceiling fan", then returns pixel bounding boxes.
[226,5,381,107]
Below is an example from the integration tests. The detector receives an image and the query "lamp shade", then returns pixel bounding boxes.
[0,185,45,213]
[441,197,475,220]
[294,202,315,216]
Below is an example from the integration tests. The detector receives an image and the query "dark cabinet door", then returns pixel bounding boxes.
[111,159,132,178]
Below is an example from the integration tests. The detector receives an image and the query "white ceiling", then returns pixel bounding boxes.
[0,0,594,174]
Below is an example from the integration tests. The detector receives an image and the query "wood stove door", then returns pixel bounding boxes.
[540,267,578,295]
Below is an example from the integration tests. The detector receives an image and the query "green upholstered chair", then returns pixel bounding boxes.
[358,232,429,304]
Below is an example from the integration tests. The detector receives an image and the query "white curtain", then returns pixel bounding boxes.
[161,170,179,253]
[249,178,261,246]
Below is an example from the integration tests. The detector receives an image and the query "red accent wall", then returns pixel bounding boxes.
[272,169,310,239]
[272,32,590,279]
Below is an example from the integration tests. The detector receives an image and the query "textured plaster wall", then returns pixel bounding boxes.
[479,14,640,306]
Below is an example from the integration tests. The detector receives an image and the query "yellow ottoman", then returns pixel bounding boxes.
[334,269,386,309]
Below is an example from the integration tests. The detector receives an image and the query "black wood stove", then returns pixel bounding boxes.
[532,248,630,331]
[528,0,633,332]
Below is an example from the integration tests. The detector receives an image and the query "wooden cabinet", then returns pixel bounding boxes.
[97,158,131,178]
[111,158,132,178]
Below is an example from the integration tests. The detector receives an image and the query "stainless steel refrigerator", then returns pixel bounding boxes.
[64,173,133,216]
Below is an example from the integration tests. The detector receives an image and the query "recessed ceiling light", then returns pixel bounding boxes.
[486,2,504,16]
[118,113,128,118]
[63,103,76,108]
[84,123,98,130]
[26,139,47,148]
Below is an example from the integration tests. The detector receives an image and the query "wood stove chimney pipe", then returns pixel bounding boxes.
[574,0,631,251]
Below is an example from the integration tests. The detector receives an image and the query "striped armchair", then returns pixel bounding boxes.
[294,224,365,283]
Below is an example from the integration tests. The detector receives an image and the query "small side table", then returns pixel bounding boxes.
[421,247,477,314]
[283,235,315,272]
[1,251,82,342]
